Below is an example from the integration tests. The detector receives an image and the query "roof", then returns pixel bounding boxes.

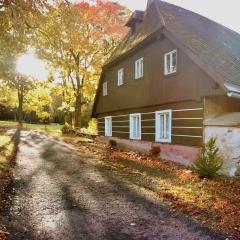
[92,0,240,117]
[204,112,240,126]
[125,10,144,28]
[106,0,240,91]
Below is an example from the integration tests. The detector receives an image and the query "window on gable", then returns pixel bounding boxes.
[102,82,108,96]
[164,50,177,75]
[118,68,124,86]
[155,110,172,143]
[135,57,144,79]
[105,116,112,137]
[130,113,141,140]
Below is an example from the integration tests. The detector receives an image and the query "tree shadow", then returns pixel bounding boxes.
[3,132,232,240]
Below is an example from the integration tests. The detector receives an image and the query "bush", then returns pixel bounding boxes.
[151,145,161,156]
[108,139,117,148]
[193,137,223,178]
[61,124,74,135]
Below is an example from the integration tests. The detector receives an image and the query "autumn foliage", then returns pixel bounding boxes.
[64,137,240,238]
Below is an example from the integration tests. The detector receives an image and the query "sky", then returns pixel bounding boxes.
[18,0,240,80]
[115,0,240,34]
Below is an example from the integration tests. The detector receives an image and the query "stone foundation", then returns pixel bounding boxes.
[204,126,240,176]
[97,136,200,166]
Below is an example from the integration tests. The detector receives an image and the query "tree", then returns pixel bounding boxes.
[34,0,129,128]
[7,75,35,124]
[193,137,223,178]
[0,0,50,123]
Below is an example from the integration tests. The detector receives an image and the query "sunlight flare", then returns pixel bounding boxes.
[16,53,48,81]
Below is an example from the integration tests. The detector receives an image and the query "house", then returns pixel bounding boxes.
[92,0,240,176]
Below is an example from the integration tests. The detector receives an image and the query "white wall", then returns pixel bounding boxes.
[204,126,240,176]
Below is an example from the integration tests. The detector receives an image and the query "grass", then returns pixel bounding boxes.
[0,129,13,173]
[0,121,62,137]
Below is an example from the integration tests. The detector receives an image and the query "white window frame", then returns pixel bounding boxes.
[103,82,108,96]
[135,57,144,79]
[164,50,177,75]
[104,116,112,137]
[117,68,124,86]
[155,110,172,143]
[129,113,141,140]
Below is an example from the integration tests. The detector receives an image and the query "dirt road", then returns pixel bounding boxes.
[2,131,227,240]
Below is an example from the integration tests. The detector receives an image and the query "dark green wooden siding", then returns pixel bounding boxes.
[98,101,203,147]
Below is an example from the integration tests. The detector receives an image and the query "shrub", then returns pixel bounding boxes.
[193,137,223,178]
[61,124,74,135]
[151,145,161,156]
[109,139,117,148]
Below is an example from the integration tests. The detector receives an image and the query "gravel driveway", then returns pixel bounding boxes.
[2,131,227,240]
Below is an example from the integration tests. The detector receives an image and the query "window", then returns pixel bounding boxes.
[103,82,108,96]
[164,50,177,75]
[155,110,172,143]
[105,116,112,136]
[135,57,144,79]
[118,68,124,86]
[130,113,141,140]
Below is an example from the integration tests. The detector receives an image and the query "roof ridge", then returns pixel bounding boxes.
[157,0,240,36]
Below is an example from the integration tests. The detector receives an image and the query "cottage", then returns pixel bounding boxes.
[92,0,240,176]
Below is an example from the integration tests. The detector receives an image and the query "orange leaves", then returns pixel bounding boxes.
[62,137,240,238]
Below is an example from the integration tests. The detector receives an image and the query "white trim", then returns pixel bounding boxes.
[141,112,155,115]
[104,116,112,137]
[172,134,202,138]
[112,131,129,134]
[117,68,124,86]
[112,120,129,123]
[141,119,155,122]
[172,108,203,112]
[112,126,128,128]
[155,110,172,143]
[135,57,144,79]
[164,49,177,75]
[173,118,203,120]
[172,126,203,129]
[129,113,141,140]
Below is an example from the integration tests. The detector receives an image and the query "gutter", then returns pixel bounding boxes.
[227,91,240,99]
[224,82,240,99]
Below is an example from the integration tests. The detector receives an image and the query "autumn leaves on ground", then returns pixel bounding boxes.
[65,136,240,238]
[0,126,239,239]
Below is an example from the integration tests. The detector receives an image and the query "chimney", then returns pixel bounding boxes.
[125,10,144,34]
[147,0,155,8]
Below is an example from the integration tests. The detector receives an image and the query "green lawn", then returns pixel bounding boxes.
[0,121,62,137]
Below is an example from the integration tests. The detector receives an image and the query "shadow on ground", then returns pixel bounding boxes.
[2,131,234,240]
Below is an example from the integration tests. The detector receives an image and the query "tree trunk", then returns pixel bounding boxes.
[74,92,82,129]
[18,90,23,126]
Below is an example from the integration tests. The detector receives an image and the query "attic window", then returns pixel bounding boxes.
[103,82,108,96]
[164,50,177,75]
